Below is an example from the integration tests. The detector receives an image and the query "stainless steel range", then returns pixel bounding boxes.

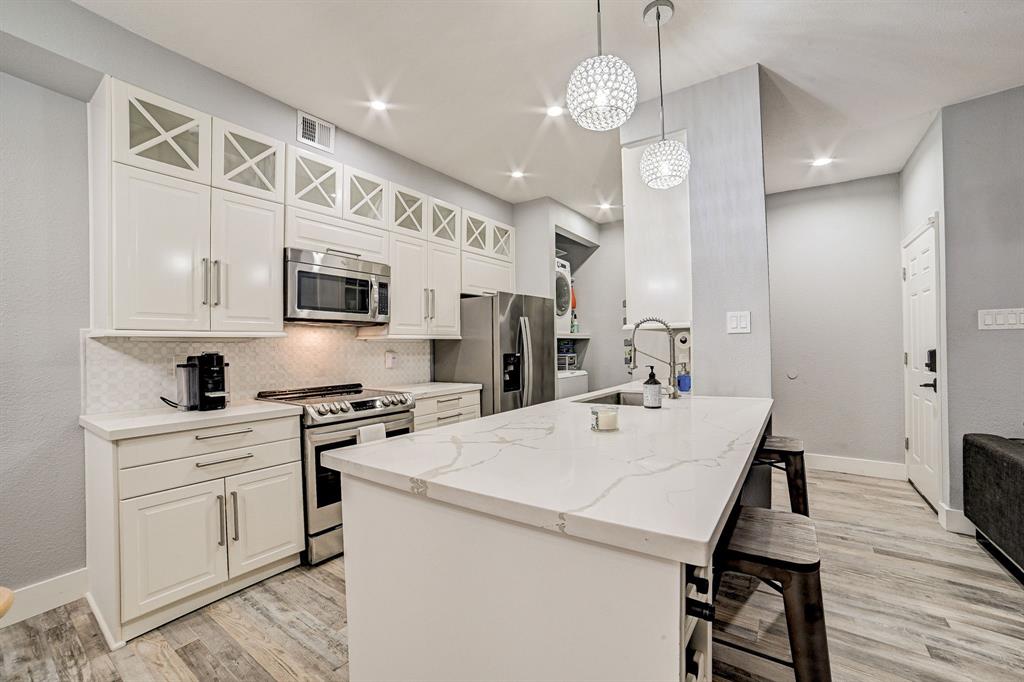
[256,384,414,563]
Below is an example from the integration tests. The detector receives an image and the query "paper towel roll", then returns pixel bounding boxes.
[357,423,387,444]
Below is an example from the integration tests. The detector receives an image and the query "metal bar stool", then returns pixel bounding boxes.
[755,435,810,516]
[720,506,832,682]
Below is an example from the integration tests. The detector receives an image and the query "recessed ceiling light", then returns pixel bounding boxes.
[811,157,833,167]
[510,170,525,178]
[599,203,611,210]
[546,105,564,117]
[370,100,388,111]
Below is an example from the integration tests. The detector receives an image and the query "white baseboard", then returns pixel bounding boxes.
[939,503,975,535]
[804,452,908,481]
[0,567,87,627]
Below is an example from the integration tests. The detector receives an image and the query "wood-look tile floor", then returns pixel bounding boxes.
[1,470,1021,681]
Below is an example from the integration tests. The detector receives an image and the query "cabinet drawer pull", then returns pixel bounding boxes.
[437,413,461,423]
[216,494,226,547]
[230,491,240,542]
[480,290,497,296]
[327,248,361,259]
[195,453,254,468]
[436,397,460,405]
[194,428,253,441]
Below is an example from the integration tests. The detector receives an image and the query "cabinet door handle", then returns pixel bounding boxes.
[194,427,253,441]
[230,491,240,541]
[480,290,497,296]
[437,413,461,423]
[213,260,222,306]
[424,288,430,319]
[326,248,361,259]
[430,288,436,319]
[436,397,460,405]
[201,258,209,305]
[216,494,226,547]
[195,453,254,468]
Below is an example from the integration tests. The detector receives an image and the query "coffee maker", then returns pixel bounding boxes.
[160,352,230,411]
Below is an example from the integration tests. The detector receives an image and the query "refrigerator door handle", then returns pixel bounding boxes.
[520,316,534,407]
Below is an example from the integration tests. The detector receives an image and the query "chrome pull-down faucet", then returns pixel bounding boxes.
[629,317,680,399]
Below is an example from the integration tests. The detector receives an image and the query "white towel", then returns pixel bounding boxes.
[357,423,387,444]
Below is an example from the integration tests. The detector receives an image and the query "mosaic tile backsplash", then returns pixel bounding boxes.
[82,325,432,414]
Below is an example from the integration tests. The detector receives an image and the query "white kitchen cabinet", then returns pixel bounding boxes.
[462,251,514,296]
[212,119,285,203]
[428,197,461,246]
[462,210,491,255]
[385,234,430,336]
[285,207,389,264]
[491,221,515,262]
[119,479,228,622]
[112,79,211,185]
[112,164,211,331]
[427,243,462,337]
[211,190,284,332]
[389,183,428,239]
[286,145,343,217]
[344,166,387,229]
[225,462,304,578]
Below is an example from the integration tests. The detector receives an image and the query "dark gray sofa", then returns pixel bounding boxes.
[963,434,1024,578]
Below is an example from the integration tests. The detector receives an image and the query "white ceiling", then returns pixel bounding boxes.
[76,1,1024,222]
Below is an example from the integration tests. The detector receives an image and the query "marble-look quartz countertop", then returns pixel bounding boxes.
[376,382,483,399]
[324,383,772,565]
[80,400,301,440]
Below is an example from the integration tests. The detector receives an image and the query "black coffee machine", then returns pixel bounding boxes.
[193,352,230,411]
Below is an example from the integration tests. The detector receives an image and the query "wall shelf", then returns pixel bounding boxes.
[557,333,591,340]
[621,321,691,331]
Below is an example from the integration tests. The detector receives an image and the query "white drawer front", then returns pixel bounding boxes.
[414,390,481,417]
[117,416,299,469]
[285,206,389,263]
[415,405,481,431]
[120,439,300,500]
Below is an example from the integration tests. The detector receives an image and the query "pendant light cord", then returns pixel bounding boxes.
[596,0,603,55]
[656,6,666,140]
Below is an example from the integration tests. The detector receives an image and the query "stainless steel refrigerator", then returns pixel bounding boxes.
[433,293,555,416]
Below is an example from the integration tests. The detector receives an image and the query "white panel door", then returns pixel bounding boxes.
[212,119,285,203]
[344,166,387,229]
[285,207,389,263]
[462,252,514,296]
[225,461,304,578]
[120,479,228,621]
[462,211,491,255]
[210,190,284,332]
[389,184,428,239]
[111,79,211,184]
[903,222,941,509]
[428,198,461,246]
[285,145,343,217]
[112,164,211,331]
[387,234,430,336]
[428,243,461,337]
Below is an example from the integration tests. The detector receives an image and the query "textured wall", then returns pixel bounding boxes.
[619,65,771,398]
[0,73,90,589]
[83,327,431,414]
[941,86,1024,509]
[766,175,904,463]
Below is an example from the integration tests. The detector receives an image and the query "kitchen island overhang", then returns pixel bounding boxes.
[325,384,772,681]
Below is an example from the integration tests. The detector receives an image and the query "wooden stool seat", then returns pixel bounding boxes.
[0,586,13,620]
[754,434,810,516]
[720,506,832,682]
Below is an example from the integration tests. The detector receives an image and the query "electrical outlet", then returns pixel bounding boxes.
[727,311,751,334]
[384,350,397,369]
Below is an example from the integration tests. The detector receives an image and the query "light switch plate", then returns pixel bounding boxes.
[978,308,1024,330]
[727,311,751,334]
[384,350,397,368]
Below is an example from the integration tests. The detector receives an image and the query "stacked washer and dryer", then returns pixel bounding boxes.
[554,257,589,399]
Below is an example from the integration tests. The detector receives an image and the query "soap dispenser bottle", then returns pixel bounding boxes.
[643,365,662,409]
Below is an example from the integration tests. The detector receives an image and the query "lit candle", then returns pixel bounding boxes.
[591,406,619,431]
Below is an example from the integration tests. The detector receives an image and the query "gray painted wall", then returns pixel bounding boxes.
[620,65,771,398]
[1,0,511,222]
[941,86,1024,509]
[574,222,631,391]
[766,175,904,463]
[0,73,90,589]
[900,114,944,239]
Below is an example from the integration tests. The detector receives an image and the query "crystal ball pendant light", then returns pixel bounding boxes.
[566,0,637,132]
[640,0,690,189]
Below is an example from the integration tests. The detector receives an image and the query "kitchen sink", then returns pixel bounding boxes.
[575,391,645,407]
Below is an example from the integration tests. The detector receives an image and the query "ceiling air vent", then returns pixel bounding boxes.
[296,110,335,153]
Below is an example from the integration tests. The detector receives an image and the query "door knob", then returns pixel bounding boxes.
[919,380,938,391]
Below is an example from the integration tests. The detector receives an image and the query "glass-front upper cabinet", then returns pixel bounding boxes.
[462,211,491,255]
[428,197,461,246]
[343,166,387,229]
[491,222,515,262]
[212,119,285,203]
[285,145,343,218]
[388,183,427,239]
[112,80,211,184]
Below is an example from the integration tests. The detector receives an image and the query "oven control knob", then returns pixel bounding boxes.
[399,394,408,404]
[385,396,395,406]
[316,403,329,416]
[375,399,384,408]
[339,402,350,412]
[329,402,341,414]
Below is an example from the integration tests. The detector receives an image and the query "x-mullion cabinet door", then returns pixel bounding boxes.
[389,183,428,239]
[286,145,343,217]
[343,166,388,229]
[112,79,211,184]
[491,222,516,262]
[428,197,461,246]
[462,211,491,255]
[212,119,285,203]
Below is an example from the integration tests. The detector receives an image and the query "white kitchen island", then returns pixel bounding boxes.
[323,383,772,682]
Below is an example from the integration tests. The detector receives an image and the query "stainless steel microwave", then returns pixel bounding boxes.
[284,248,390,325]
